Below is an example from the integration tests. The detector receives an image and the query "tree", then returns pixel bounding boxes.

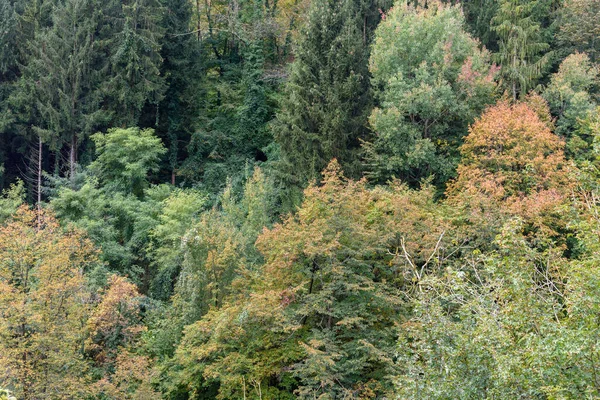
[87,275,160,399]
[394,221,572,398]
[365,2,497,186]
[542,52,598,141]
[89,127,167,197]
[21,0,106,178]
[102,0,166,126]
[149,188,207,300]
[51,128,169,288]
[492,0,551,100]
[157,0,202,185]
[0,0,18,80]
[273,0,391,186]
[0,0,19,187]
[0,180,24,223]
[0,206,97,399]
[557,0,600,62]
[87,275,145,366]
[171,161,456,398]
[447,98,573,243]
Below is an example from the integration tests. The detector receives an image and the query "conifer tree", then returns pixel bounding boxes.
[273,0,390,186]
[158,0,202,184]
[19,0,106,178]
[0,0,18,79]
[492,0,551,100]
[103,0,166,126]
[0,0,18,186]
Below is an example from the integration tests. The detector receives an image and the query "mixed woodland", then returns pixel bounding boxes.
[0,0,600,398]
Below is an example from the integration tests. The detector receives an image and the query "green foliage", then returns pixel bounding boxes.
[273,0,390,186]
[366,2,497,186]
[157,0,202,183]
[543,53,599,160]
[0,179,25,223]
[51,129,171,288]
[178,0,280,195]
[19,0,106,175]
[557,0,600,62]
[0,0,598,398]
[0,388,16,400]
[103,0,166,126]
[395,221,574,398]
[149,189,207,300]
[0,0,18,77]
[169,161,455,398]
[90,127,167,197]
[492,0,552,99]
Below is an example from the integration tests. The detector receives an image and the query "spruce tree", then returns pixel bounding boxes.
[492,0,551,100]
[273,0,390,186]
[103,0,166,126]
[0,0,18,78]
[21,0,106,178]
[0,0,18,186]
[157,0,202,185]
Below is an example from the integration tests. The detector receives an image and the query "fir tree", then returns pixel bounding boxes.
[103,0,166,126]
[19,0,106,178]
[273,0,390,186]
[157,0,202,185]
[492,0,552,100]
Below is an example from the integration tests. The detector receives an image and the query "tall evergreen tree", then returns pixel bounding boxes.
[5,0,105,191]
[22,0,106,178]
[273,0,390,187]
[492,0,552,100]
[0,0,18,79]
[0,0,19,186]
[103,0,166,127]
[157,0,202,185]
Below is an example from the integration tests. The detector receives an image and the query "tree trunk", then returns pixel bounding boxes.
[37,136,42,230]
[69,135,77,179]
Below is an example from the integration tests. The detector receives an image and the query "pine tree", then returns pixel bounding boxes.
[492,0,551,100]
[273,0,390,186]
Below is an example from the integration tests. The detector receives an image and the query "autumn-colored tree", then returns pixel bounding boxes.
[87,275,158,399]
[0,206,97,400]
[171,161,457,399]
[87,275,146,366]
[447,99,574,242]
[93,351,159,400]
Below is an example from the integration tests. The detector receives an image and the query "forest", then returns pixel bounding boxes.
[0,0,599,398]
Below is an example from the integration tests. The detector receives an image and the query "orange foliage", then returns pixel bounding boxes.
[447,100,574,238]
[93,351,159,399]
[87,275,145,365]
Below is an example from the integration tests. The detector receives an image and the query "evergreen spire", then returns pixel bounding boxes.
[273,0,390,186]
[492,0,551,100]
